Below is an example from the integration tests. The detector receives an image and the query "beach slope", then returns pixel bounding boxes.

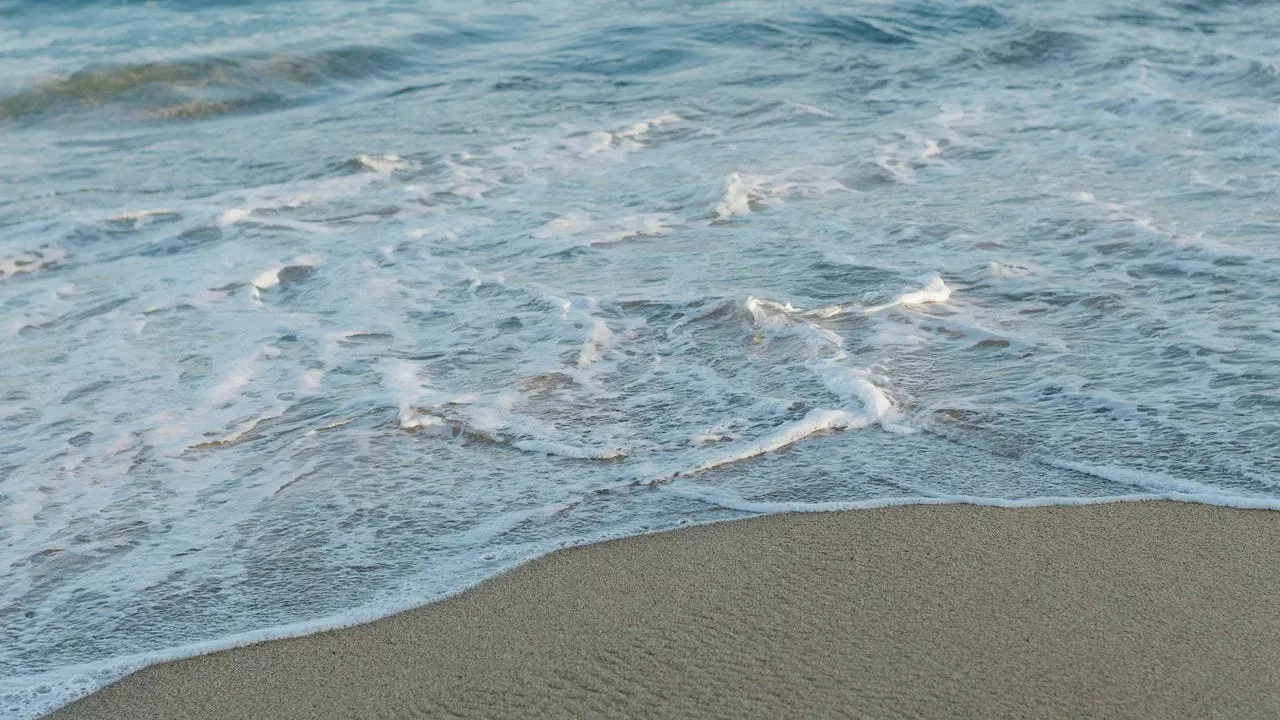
[48,501,1280,719]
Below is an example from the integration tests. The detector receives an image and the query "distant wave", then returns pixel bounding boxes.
[0,44,412,122]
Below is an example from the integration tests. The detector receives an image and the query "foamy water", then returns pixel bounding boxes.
[3,0,1280,716]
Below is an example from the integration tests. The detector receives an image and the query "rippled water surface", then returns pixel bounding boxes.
[3,0,1280,715]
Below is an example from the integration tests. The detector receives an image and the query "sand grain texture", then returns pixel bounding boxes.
[48,502,1280,719]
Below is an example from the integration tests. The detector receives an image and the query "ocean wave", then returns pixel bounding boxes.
[0,44,412,123]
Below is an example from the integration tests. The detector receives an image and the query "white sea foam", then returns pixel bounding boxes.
[1041,459,1235,498]
[110,209,179,224]
[863,275,952,313]
[511,439,627,460]
[816,366,894,422]
[534,211,595,239]
[535,212,679,248]
[743,296,845,351]
[0,246,66,277]
[788,102,835,118]
[207,349,268,406]
[298,369,325,393]
[579,112,679,156]
[354,154,409,174]
[217,207,253,227]
[714,172,764,219]
[250,256,320,298]
[985,261,1034,279]
[576,318,614,366]
[666,408,865,478]
[380,358,442,430]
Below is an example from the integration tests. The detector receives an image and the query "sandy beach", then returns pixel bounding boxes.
[48,501,1280,719]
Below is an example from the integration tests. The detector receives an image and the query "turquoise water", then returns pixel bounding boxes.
[3,0,1279,716]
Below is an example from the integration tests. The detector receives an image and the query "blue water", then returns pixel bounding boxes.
[3,0,1279,716]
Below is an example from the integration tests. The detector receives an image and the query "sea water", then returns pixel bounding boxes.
[2,0,1279,715]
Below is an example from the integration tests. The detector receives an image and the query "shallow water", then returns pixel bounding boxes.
[3,0,1280,716]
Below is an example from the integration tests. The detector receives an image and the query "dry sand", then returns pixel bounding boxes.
[48,501,1280,719]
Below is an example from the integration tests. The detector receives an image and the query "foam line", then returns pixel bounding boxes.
[657,487,1280,514]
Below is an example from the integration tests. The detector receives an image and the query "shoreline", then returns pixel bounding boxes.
[48,500,1280,719]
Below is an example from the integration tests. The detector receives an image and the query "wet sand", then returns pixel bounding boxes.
[48,501,1280,719]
